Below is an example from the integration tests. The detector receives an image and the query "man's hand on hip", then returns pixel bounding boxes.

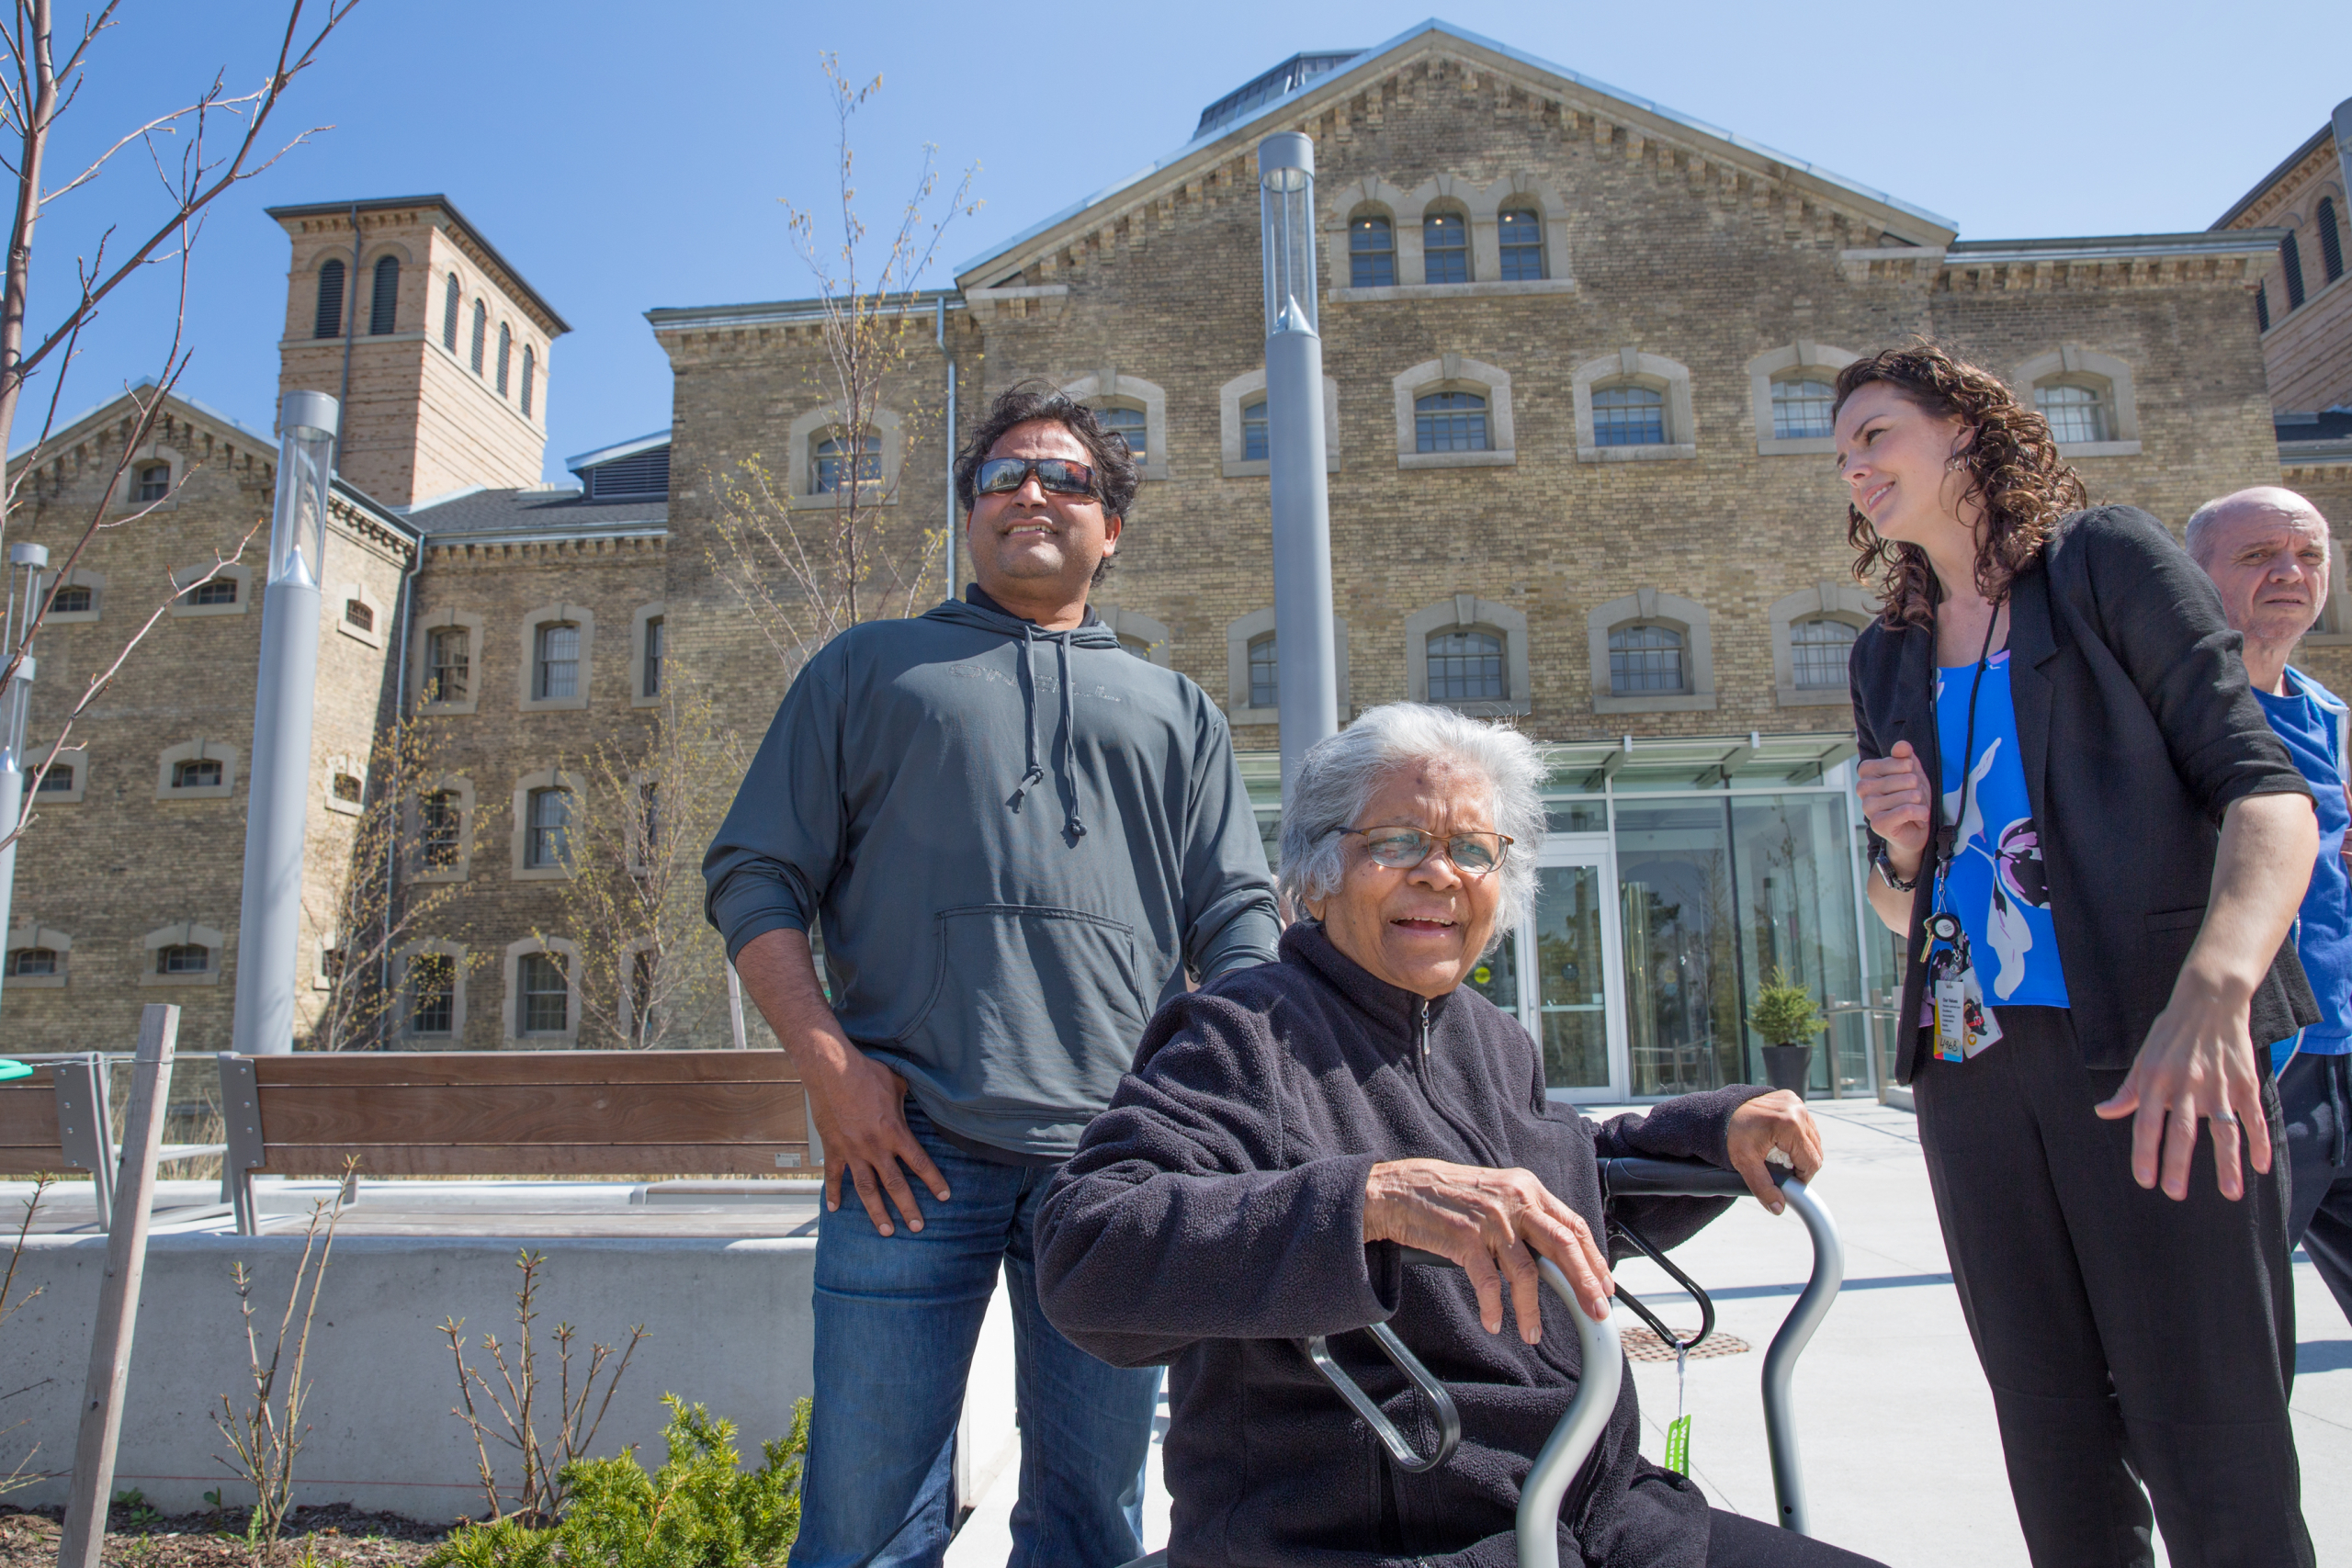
[731,926,951,1236]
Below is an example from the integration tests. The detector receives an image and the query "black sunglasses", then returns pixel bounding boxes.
[975,456,1098,499]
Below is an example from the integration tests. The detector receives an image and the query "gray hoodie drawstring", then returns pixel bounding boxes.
[1057,633,1086,840]
[1008,623,1047,813]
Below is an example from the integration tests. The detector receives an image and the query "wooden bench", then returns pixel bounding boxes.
[217,1049,811,1234]
[0,1055,134,1222]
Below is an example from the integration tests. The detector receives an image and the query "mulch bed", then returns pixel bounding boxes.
[0,1501,460,1568]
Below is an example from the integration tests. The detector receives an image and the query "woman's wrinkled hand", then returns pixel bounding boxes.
[1362,1158,1612,1338]
[1724,1090,1826,1214]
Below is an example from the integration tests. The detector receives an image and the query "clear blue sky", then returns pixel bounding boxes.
[27,0,2350,487]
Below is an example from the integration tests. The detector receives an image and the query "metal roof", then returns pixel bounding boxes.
[1944,231,2287,266]
[565,429,672,473]
[403,484,665,540]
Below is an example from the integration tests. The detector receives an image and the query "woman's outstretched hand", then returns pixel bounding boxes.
[1724,1090,1826,1213]
[1363,1159,1613,1338]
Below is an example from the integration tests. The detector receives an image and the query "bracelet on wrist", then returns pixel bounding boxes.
[1872,844,1919,893]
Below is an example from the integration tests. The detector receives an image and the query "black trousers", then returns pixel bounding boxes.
[1911,1008,2312,1568]
[2280,1049,2352,1326]
[1702,1509,1883,1566]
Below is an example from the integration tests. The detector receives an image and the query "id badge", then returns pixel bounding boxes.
[1928,944,2003,1062]
[1933,976,1968,1062]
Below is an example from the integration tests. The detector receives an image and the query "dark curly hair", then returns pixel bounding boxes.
[954,383,1140,585]
[1833,344,2087,629]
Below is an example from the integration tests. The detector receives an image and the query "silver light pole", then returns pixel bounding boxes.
[0,542,45,1010]
[1258,131,1339,804]
[231,390,337,1055]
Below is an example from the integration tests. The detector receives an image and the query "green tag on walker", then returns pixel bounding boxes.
[1662,1414,1691,1475]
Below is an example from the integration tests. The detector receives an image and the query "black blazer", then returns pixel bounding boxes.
[1849,505,2318,1085]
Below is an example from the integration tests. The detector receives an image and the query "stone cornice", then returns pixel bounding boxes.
[421,531,667,569]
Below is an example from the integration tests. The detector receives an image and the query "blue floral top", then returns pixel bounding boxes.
[1934,650,2069,1008]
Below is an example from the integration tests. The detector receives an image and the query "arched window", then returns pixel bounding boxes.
[1427,629,1506,702]
[1248,633,1278,708]
[2321,197,2345,285]
[157,942,209,976]
[495,323,513,396]
[2283,231,2307,311]
[534,622,580,699]
[409,953,456,1034]
[35,763,72,794]
[1592,384,1666,447]
[173,757,222,789]
[812,431,880,493]
[49,582,91,615]
[344,596,374,634]
[1241,399,1269,462]
[2257,284,2271,333]
[313,258,345,338]
[518,950,569,1032]
[2035,382,2108,445]
[521,346,536,418]
[1609,624,1687,695]
[368,255,399,334]
[1422,210,1470,285]
[10,948,57,977]
[1094,404,1148,463]
[525,786,571,870]
[442,274,461,351]
[1770,378,1836,441]
[469,300,487,375]
[1790,616,1859,690]
[190,576,238,606]
[135,462,171,503]
[1498,208,1544,281]
[1415,390,1488,453]
[1350,214,1395,288]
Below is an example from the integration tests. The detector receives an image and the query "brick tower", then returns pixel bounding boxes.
[269,195,568,508]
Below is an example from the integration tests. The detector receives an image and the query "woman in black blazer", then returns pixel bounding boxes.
[1838,344,2319,1567]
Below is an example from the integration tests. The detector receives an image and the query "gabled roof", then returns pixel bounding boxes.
[2212,123,2337,231]
[266,194,572,335]
[403,484,665,543]
[954,18,1958,288]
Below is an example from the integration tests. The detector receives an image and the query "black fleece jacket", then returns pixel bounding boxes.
[1035,922,1770,1568]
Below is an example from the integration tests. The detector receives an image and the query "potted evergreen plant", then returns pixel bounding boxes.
[1748,967,1827,1099]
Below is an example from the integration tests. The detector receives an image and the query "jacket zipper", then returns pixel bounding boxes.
[1417,997,1430,1063]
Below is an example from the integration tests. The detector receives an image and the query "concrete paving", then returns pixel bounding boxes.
[944,1099,2352,1568]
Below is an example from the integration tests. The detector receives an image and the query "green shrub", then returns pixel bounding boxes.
[425,1395,810,1568]
[1748,966,1827,1047]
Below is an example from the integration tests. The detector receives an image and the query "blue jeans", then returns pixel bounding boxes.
[789,1102,1161,1568]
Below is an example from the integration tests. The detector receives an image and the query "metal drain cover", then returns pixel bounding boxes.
[1621,1327,1751,1362]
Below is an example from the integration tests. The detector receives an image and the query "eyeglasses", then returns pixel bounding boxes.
[1341,826,1513,877]
[975,457,1098,499]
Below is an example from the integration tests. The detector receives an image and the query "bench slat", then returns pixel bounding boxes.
[255,1082,807,1147]
[255,1143,814,1178]
[0,1074,63,1154]
[249,1050,800,1089]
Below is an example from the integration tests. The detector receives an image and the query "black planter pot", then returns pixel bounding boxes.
[1759,1043,1814,1099]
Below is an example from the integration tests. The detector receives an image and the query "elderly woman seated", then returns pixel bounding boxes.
[1035,704,1885,1568]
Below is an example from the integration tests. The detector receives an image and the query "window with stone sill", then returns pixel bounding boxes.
[1790,617,1858,690]
[314,258,345,339]
[136,463,170,503]
[1422,211,1470,285]
[333,773,363,805]
[2034,382,2108,446]
[1770,378,1836,441]
[1593,384,1667,448]
[344,597,375,633]
[526,786,571,870]
[427,626,470,704]
[812,433,881,494]
[173,758,221,790]
[642,616,664,698]
[49,583,91,615]
[35,765,72,794]
[191,577,237,607]
[369,255,399,335]
[157,943,209,976]
[1249,633,1278,708]
[1116,635,1154,660]
[10,948,57,977]
[1094,404,1148,464]
[519,951,569,1033]
[1428,629,1506,702]
[1350,214,1396,288]
[1609,623,1687,695]
[1498,208,1544,282]
[409,953,456,1034]
[535,623,580,701]
[1416,390,1489,453]
[421,790,463,869]
[1242,400,1269,462]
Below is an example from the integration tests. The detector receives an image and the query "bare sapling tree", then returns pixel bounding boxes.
[0,0,360,855]
[439,1248,649,1525]
[537,683,745,1049]
[306,718,489,1050]
[214,1160,356,1558]
[709,54,978,682]
[0,1171,52,1493]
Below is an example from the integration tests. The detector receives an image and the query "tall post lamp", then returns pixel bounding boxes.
[1257,132,1340,804]
[230,390,337,1055]
[0,541,45,1008]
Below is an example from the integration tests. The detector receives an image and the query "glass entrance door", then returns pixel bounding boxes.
[1465,839,1626,1101]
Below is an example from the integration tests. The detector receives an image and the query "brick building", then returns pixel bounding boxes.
[0,23,2324,1100]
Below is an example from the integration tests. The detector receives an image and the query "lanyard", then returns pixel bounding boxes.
[1929,601,2006,925]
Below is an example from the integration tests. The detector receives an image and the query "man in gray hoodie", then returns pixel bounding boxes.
[706,385,1281,1568]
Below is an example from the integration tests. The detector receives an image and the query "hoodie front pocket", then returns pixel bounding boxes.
[898,905,1152,1114]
